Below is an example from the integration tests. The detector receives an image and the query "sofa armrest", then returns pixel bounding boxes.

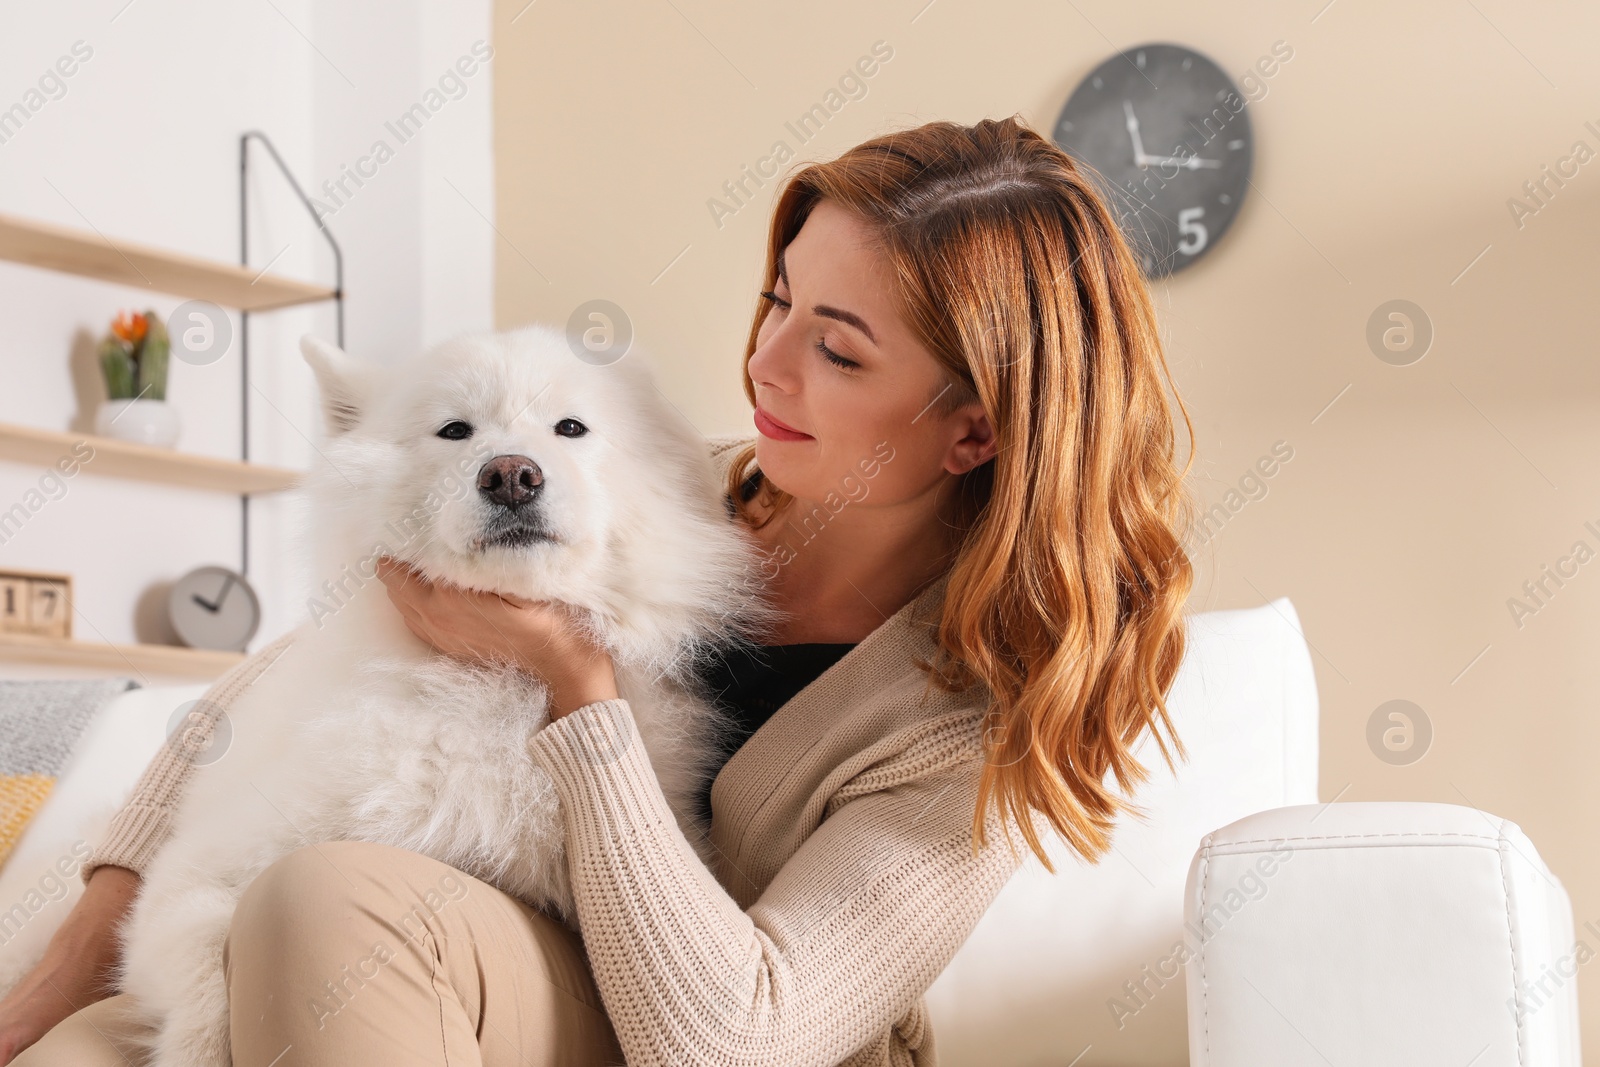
[1184,801,1582,1066]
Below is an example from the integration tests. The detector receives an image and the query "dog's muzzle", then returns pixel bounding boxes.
[475,453,553,549]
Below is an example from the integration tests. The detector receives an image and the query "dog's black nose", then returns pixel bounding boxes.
[477,454,544,508]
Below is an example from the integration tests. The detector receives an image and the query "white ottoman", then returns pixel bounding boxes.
[1184,801,1582,1066]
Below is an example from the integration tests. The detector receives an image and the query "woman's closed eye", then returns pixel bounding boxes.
[759,289,861,371]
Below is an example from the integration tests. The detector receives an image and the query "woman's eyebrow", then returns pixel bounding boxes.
[776,248,880,347]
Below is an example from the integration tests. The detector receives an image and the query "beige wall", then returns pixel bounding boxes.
[492,0,1600,1053]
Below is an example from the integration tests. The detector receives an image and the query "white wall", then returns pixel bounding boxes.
[0,0,494,683]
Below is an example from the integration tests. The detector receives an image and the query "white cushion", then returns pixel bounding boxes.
[0,682,207,994]
[1184,801,1582,1066]
[924,597,1320,1065]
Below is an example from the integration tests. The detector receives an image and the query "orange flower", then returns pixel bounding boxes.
[111,309,147,345]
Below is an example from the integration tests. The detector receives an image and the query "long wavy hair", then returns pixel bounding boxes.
[723,115,1199,870]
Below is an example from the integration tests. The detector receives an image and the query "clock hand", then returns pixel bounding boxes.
[1122,100,1149,167]
[1144,153,1222,169]
[191,574,236,613]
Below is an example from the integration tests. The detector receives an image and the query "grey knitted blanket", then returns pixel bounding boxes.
[0,677,140,871]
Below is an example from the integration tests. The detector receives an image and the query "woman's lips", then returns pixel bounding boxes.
[754,407,813,441]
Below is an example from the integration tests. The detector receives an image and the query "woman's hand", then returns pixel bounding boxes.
[373,556,619,720]
[0,865,140,1065]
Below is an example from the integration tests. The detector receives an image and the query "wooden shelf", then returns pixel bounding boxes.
[0,630,243,678]
[0,421,303,495]
[0,211,336,311]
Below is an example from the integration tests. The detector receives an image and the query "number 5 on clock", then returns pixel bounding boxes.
[1177,207,1209,256]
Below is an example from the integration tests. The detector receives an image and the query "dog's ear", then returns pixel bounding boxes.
[299,335,373,436]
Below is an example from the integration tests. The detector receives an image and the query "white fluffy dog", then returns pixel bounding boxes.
[113,325,775,1067]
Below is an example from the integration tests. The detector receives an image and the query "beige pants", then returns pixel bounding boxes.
[15,840,624,1066]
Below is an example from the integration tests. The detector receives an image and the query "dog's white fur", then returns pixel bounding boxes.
[113,325,776,1067]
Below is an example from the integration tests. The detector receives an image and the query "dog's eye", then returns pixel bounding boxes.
[437,420,473,440]
[554,418,588,438]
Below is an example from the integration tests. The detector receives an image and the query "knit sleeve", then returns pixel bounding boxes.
[525,697,1029,1067]
[78,628,300,885]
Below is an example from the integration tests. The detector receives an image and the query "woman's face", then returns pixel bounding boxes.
[747,197,994,517]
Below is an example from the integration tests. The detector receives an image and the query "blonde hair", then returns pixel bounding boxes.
[725,115,1198,870]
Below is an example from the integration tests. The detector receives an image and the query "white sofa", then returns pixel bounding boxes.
[0,597,1580,1064]
[1184,801,1582,1066]
[0,596,1320,1055]
[925,596,1320,1064]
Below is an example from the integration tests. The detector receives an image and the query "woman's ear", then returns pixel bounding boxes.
[299,335,374,436]
[945,405,998,475]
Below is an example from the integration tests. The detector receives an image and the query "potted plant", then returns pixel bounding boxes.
[94,308,180,447]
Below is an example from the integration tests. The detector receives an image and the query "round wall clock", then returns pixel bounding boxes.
[169,564,262,652]
[1052,42,1253,278]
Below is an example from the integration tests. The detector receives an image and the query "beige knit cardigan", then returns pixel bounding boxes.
[82,435,1036,1067]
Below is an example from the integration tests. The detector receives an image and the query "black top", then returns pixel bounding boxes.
[691,639,856,828]
[690,465,857,827]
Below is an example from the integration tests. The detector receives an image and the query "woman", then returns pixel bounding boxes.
[0,114,1196,1066]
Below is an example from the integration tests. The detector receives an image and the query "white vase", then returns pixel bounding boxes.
[95,398,181,448]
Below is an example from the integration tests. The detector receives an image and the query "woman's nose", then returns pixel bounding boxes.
[749,326,804,393]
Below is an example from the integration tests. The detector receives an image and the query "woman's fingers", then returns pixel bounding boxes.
[376,558,445,647]
[369,554,594,688]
